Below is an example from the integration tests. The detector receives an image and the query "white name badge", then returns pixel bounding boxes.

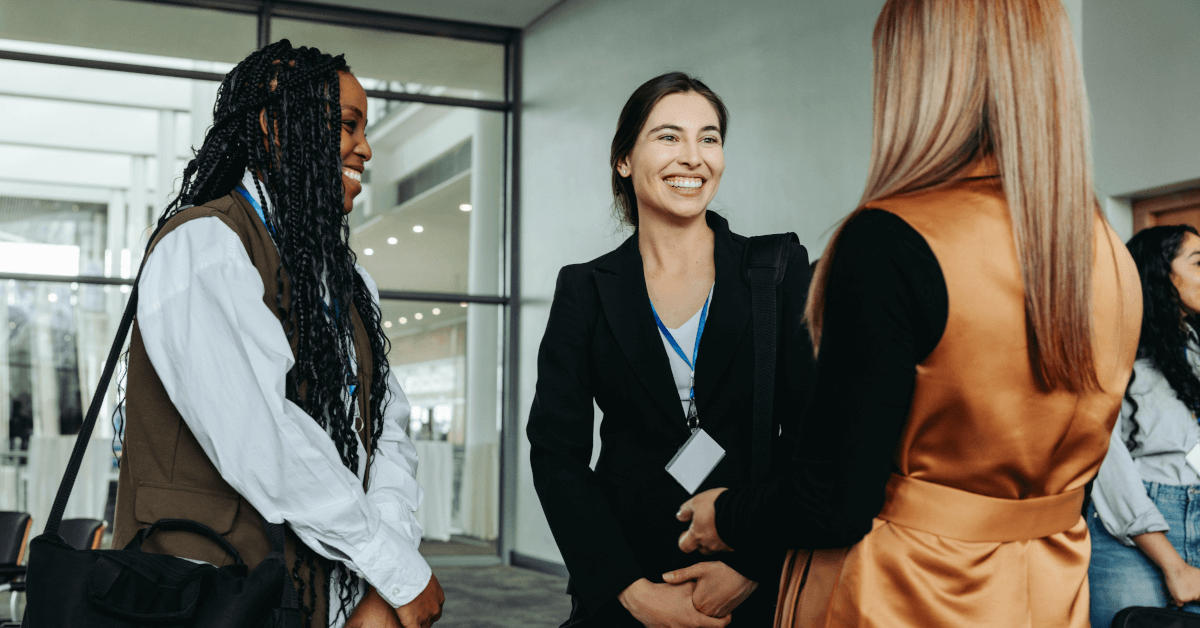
[1186,443,1200,477]
[666,428,726,495]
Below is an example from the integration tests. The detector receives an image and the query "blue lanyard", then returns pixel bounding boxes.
[650,293,710,429]
[238,185,357,399]
[235,185,274,235]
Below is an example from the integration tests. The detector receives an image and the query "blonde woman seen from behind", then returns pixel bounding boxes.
[673,1,1142,626]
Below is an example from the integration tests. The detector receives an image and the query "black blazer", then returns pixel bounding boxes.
[527,211,814,626]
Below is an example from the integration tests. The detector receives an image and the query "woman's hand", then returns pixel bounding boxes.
[617,578,731,628]
[1133,531,1200,607]
[677,488,732,554]
[346,587,402,628]
[662,561,757,618]
[395,575,445,628]
[1164,563,1200,607]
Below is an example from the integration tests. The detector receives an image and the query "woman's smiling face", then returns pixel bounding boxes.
[618,91,725,224]
[338,71,371,213]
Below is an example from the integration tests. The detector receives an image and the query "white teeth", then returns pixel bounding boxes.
[666,177,702,189]
[343,168,361,183]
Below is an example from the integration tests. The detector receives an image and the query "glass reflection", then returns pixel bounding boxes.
[349,105,504,296]
[382,299,499,554]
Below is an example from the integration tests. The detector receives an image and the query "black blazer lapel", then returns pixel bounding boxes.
[593,236,690,432]
[694,212,751,417]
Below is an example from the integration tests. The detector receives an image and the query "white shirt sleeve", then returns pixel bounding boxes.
[136,216,431,607]
[355,266,427,558]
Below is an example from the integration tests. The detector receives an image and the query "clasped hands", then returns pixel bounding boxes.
[619,488,751,628]
[619,562,756,628]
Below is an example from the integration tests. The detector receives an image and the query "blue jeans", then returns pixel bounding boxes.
[1088,481,1200,628]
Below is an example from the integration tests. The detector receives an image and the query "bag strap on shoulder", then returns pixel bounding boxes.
[743,233,798,484]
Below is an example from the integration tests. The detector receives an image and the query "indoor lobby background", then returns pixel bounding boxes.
[0,0,1196,623]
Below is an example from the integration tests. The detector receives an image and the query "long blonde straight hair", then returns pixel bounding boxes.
[807,0,1101,392]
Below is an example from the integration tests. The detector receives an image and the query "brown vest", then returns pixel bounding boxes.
[112,192,375,625]
[777,161,1142,628]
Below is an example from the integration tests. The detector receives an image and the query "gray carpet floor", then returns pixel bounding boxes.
[433,566,571,628]
[1,566,571,627]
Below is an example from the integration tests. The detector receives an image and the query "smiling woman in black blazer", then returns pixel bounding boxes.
[527,72,814,628]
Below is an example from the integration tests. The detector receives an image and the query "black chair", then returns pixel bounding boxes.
[0,512,32,623]
[58,518,106,552]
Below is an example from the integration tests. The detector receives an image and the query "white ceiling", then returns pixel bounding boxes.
[295,0,564,29]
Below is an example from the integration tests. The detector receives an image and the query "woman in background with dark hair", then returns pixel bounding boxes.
[1090,224,1200,626]
[113,40,442,628]
[527,71,813,627]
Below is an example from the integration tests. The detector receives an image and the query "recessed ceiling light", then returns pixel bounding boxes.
[460,302,468,308]
[459,204,472,212]
[432,308,441,315]
[387,237,398,245]
[48,293,58,302]
[412,225,424,233]
[384,320,392,328]
[414,312,423,320]
[399,317,408,324]
[364,248,374,256]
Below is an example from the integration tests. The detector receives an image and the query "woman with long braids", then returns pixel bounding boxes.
[111,40,444,628]
[1090,225,1200,626]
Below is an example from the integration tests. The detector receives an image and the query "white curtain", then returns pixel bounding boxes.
[27,435,111,535]
[413,440,453,542]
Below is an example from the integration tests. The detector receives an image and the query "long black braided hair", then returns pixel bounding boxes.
[1124,224,1200,452]
[160,39,391,626]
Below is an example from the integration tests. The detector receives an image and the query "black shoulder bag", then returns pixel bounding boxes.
[743,232,800,484]
[1111,606,1200,628]
[22,216,302,628]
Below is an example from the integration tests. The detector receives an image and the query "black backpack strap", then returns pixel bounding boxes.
[743,233,798,484]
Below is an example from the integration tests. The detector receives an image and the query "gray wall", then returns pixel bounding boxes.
[1084,0,1200,239]
[516,0,885,564]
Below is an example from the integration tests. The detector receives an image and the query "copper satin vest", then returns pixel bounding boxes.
[111,192,375,625]
[779,164,1142,628]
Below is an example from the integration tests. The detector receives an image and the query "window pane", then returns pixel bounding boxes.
[271,18,505,101]
[351,105,505,296]
[0,0,256,68]
[0,55,221,278]
[382,300,501,553]
[3,278,126,530]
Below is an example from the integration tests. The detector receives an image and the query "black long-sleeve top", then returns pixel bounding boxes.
[715,209,949,551]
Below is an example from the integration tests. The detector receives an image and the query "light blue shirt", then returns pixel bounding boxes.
[1093,336,1200,546]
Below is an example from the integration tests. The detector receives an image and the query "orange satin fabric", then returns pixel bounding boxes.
[781,163,1142,628]
[878,474,1084,543]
